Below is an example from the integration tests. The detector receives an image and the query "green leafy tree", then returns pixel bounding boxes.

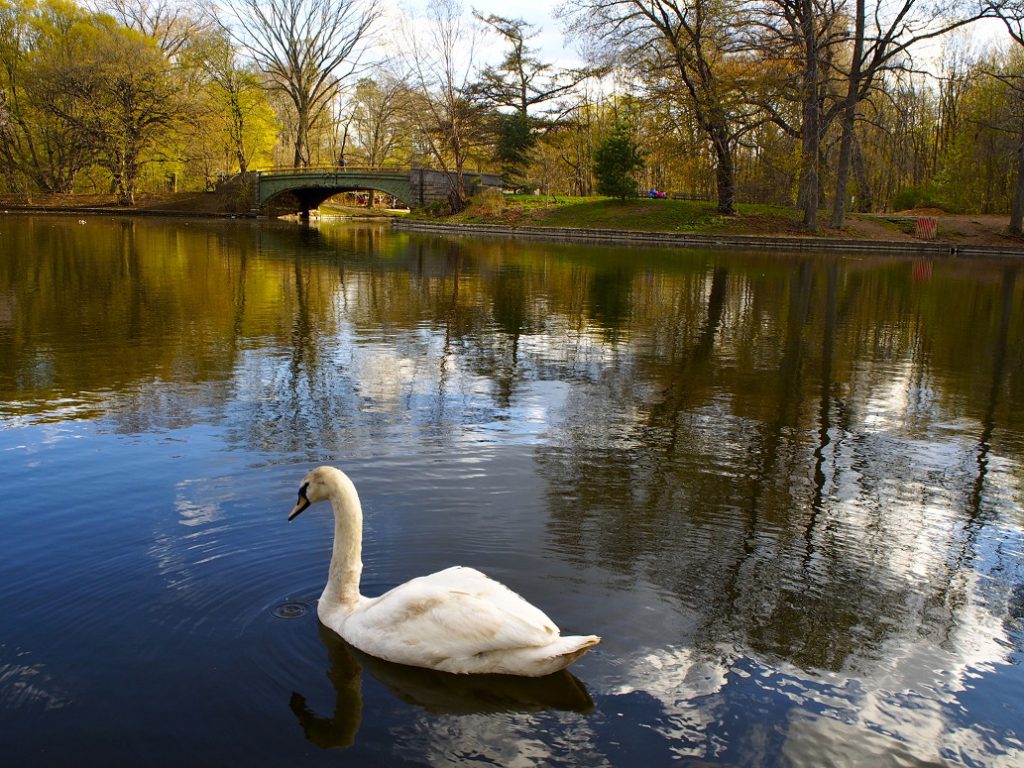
[495,111,533,188]
[37,16,191,204]
[473,14,590,186]
[184,30,276,177]
[593,121,643,199]
[0,0,100,194]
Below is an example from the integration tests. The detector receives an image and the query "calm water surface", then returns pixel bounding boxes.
[1,215,1023,766]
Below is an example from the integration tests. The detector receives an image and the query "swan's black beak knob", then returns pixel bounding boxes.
[288,483,311,521]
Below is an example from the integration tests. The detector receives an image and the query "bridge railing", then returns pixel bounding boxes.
[255,165,413,176]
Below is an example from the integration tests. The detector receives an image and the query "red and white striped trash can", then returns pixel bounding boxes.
[915,217,938,239]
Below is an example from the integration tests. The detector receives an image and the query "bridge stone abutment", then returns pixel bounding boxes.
[407,169,503,209]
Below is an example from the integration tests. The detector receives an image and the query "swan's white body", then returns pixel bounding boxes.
[289,466,600,677]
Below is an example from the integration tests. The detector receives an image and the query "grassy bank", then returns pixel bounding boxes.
[5,189,1019,249]
[427,194,807,236]
[414,193,1024,249]
[0,189,247,214]
[318,202,407,218]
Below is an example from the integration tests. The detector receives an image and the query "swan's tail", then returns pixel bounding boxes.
[557,635,600,660]
[546,634,601,671]
[449,634,601,676]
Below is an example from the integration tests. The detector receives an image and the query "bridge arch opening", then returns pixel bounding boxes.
[262,185,411,219]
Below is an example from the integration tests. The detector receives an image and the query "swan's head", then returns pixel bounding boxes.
[288,466,345,521]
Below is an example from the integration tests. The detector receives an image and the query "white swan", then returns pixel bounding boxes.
[288,466,600,677]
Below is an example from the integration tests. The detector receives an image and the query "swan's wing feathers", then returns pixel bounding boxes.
[434,566,558,635]
[357,566,560,659]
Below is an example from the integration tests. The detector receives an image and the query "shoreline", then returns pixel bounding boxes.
[4,205,1022,258]
[393,219,1024,258]
[0,204,256,219]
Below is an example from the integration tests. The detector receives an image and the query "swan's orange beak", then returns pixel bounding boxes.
[288,484,310,521]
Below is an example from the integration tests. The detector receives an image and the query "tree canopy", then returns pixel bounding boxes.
[0,0,1021,229]
[593,121,644,199]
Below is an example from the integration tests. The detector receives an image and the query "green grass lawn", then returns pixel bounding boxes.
[318,202,408,217]
[436,194,806,236]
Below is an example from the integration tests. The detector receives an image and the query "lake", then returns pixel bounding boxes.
[1,214,1022,766]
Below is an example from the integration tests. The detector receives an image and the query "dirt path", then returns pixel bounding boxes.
[847,210,1024,248]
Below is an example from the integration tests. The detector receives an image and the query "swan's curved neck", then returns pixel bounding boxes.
[321,473,363,609]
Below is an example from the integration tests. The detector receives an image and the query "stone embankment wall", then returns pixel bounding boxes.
[408,169,503,208]
[393,220,1024,259]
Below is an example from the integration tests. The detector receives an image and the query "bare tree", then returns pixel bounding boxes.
[988,0,1024,233]
[401,0,491,211]
[562,0,750,214]
[827,0,989,228]
[745,0,846,231]
[347,75,411,168]
[100,0,209,59]
[219,0,381,168]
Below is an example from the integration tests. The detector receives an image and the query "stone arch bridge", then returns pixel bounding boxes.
[244,167,503,217]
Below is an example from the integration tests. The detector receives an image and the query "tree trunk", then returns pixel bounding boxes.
[831,96,856,229]
[448,171,467,213]
[448,135,468,213]
[852,133,873,211]
[0,151,19,193]
[798,6,820,232]
[711,127,735,215]
[831,0,865,228]
[114,140,139,206]
[799,120,819,230]
[230,95,248,174]
[55,175,76,195]
[115,171,134,206]
[447,184,466,213]
[111,152,129,205]
[118,173,136,206]
[293,102,310,168]
[1011,132,1024,236]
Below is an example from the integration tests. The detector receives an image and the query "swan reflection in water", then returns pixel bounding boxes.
[290,622,595,749]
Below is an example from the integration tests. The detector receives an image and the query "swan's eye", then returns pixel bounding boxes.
[298,482,309,500]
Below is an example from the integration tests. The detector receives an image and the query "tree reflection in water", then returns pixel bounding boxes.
[2,216,1022,764]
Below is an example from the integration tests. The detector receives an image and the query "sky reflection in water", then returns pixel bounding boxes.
[0,215,1022,766]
